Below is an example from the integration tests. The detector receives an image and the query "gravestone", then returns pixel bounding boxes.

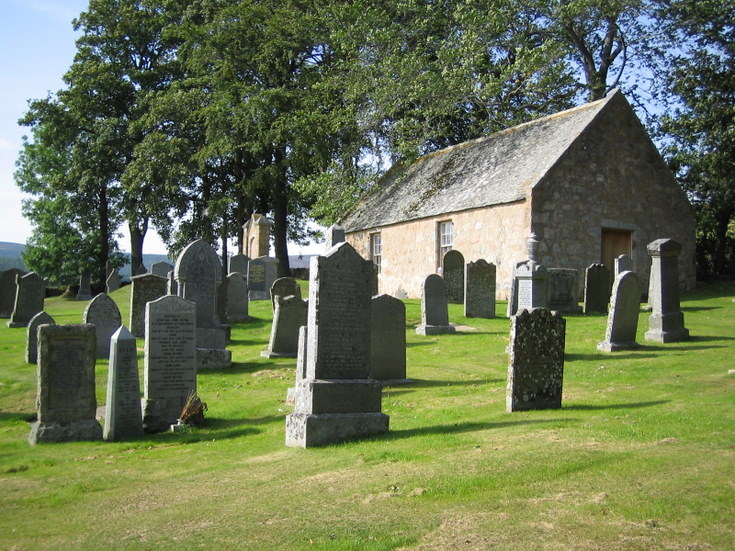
[285,242,389,447]
[28,324,102,444]
[583,263,611,314]
[261,295,308,358]
[142,295,197,433]
[25,311,55,364]
[8,272,47,328]
[442,250,465,303]
[225,272,250,323]
[76,272,93,301]
[167,271,178,295]
[506,308,566,412]
[512,234,549,315]
[270,277,302,310]
[151,261,174,278]
[614,254,634,279]
[325,224,345,249]
[465,259,496,318]
[370,294,407,381]
[597,271,642,351]
[1,268,26,317]
[548,268,582,314]
[645,238,689,343]
[285,325,308,406]
[129,273,167,338]
[228,253,249,275]
[104,325,143,441]
[83,293,122,358]
[135,263,148,276]
[416,274,455,335]
[247,256,279,301]
[105,267,121,294]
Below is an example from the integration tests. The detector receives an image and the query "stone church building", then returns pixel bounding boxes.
[339,90,695,299]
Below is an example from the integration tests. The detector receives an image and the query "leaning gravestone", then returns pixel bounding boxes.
[225,272,249,323]
[416,274,455,335]
[506,308,566,412]
[261,295,308,358]
[1,268,26,318]
[142,295,197,433]
[28,324,102,444]
[8,272,47,328]
[76,272,93,301]
[548,268,582,314]
[104,326,143,441]
[83,293,122,358]
[151,261,174,278]
[247,256,279,301]
[465,259,496,318]
[645,238,690,343]
[26,311,55,364]
[597,271,642,351]
[270,277,302,310]
[583,263,611,314]
[285,242,389,447]
[324,224,345,249]
[129,273,167,338]
[370,294,407,381]
[442,250,465,303]
[228,253,249,275]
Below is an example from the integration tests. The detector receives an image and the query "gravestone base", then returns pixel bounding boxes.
[294,379,383,413]
[597,339,640,352]
[261,349,297,359]
[28,419,102,445]
[196,347,232,369]
[249,291,269,301]
[7,321,29,328]
[644,312,689,343]
[285,411,389,448]
[143,398,183,433]
[415,324,456,336]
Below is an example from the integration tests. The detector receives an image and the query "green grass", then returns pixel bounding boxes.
[1,281,733,550]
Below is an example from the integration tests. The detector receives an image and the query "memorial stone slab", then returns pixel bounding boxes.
[270,277,302,310]
[325,224,345,249]
[597,271,642,351]
[416,274,455,335]
[228,254,249,275]
[129,273,167,338]
[247,256,279,301]
[142,295,197,433]
[548,268,582,314]
[1,268,26,318]
[8,272,47,328]
[510,234,549,315]
[28,324,102,444]
[261,295,308,358]
[583,263,611,314]
[465,259,496,318]
[370,294,407,381]
[106,268,121,294]
[151,261,174,278]
[645,238,689,343]
[25,311,55,364]
[76,272,93,301]
[226,272,250,323]
[104,325,143,441]
[506,308,566,412]
[442,250,465,303]
[83,293,122,358]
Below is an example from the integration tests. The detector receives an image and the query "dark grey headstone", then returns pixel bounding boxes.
[325,224,345,249]
[1,268,26,318]
[465,260,496,318]
[129,273,167,338]
[270,277,301,310]
[8,272,47,328]
[103,325,143,441]
[548,268,582,314]
[261,295,308,358]
[151,261,174,278]
[228,254,249,275]
[25,311,55,364]
[370,294,406,380]
[416,274,455,335]
[597,271,642,351]
[247,256,278,301]
[226,272,249,323]
[442,250,465,303]
[614,254,634,279]
[83,293,122,358]
[583,263,611,314]
[105,268,121,294]
[644,238,689,343]
[76,272,93,301]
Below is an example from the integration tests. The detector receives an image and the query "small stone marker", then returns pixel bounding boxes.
[285,242,389,447]
[442,250,465,303]
[261,295,308,358]
[614,254,634,279]
[645,238,690,343]
[8,272,47,328]
[225,272,249,323]
[416,274,455,335]
[104,325,143,441]
[548,268,582,314]
[597,271,642,351]
[1,268,26,318]
[142,295,197,433]
[506,308,566,412]
[583,263,611,314]
[370,294,407,381]
[228,253,249,275]
[76,272,93,301]
[83,293,122,358]
[129,273,167,338]
[25,311,55,364]
[325,224,346,249]
[28,324,102,444]
[247,256,278,301]
[464,259,496,318]
[270,277,302,309]
[151,261,174,278]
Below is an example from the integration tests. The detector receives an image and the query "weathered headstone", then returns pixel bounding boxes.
[548,268,582,314]
[261,295,308,358]
[25,311,55,364]
[83,293,122,358]
[225,272,249,323]
[285,325,308,406]
[370,294,407,381]
[1,268,26,318]
[76,272,93,301]
[506,308,566,412]
[103,325,143,441]
[512,234,549,315]
[416,274,455,335]
[105,268,121,294]
[442,250,465,303]
[597,271,642,351]
[129,273,167,338]
[8,272,47,328]
[247,256,279,301]
[151,261,174,278]
[28,324,102,444]
[286,242,389,447]
[583,263,611,314]
[645,238,689,343]
[325,224,345,249]
[464,259,496,318]
[614,254,634,279]
[270,277,302,310]
[142,295,197,433]
[228,253,249,275]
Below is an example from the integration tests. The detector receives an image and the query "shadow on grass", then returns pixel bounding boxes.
[386,418,576,440]
[681,305,722,312]
[566,352,659,361]
[0,411,36,423]
[200,360,283,376]
[563,400,669,411]
[384,378,503,397]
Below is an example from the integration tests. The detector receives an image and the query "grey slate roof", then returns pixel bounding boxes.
[339,92,616,233]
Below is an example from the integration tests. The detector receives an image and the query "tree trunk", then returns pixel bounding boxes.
[129,218,148,276]
[272,148,291,278]
[98,183,111,286]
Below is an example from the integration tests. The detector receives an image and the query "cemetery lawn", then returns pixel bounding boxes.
[1,281,733,551]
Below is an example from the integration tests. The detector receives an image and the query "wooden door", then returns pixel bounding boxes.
[601,229,632,271]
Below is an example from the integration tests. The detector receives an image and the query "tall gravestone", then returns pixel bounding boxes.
[76,272,93,301]
[142,295,197,433]
[548,268,582,314]
[506,308,566,412]
[416,274,455,335]
[442,250,465,303]
[129,273,167,338]
[597,271,642,351]
[261,295,308,358]
[228,254,249,275]
[225,272,250,323]
[465,259,496,318]
[151,261,174,278]
[247,256,279,301]
[285,242,389,447]
[645,238,690,343]
[174,239,231,369]
[8,272,47,328]
[104,326,143,441]
[25,311,55,364]
[28,324,102,444]
[512,233,549,315]
[1,268,26,318]
[270,277,302,309]
[83,293,122,358]
[370,294,407,381]
[325,224,345,249]
[583,263,611,314]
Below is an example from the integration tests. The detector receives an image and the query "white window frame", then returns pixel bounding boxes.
[371,232,382,274]
[438,220,453,266]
